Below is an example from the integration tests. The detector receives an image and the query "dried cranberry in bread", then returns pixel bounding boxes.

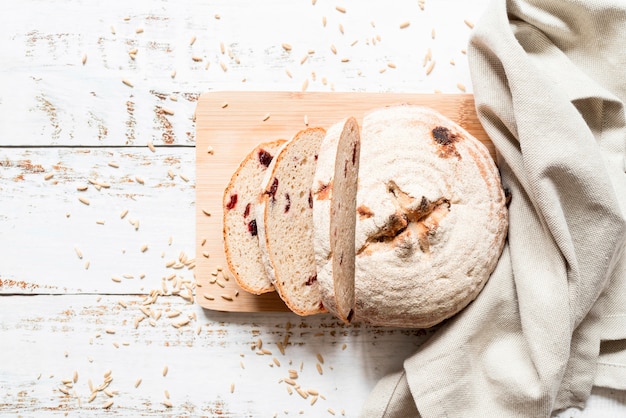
[312,117,360,324]
[256,127,328,316]
[223,139,286,295]
[354,105,508,328]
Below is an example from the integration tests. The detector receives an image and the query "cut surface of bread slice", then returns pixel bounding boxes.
[256,127,327,316]
[312,117,360,324]
[354,105,508,328]
[223,139,286,295]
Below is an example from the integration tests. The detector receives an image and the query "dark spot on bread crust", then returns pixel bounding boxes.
[284,193,291,213]
[432,126,459,145]
[258,149,273,167]
[243,202,251,218]
[352,143,358,165]
[247,219,257,236]
[357,205,374,219]
[431,126,462,159]
[308,190,313,208]
[347,309,354,323]
[305,274,317,286]
[265,177,279,202]
[316,182,332,200]
[226,193,238,210]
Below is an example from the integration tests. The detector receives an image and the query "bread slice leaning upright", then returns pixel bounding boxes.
[256,127,328,316]
[312,117,360,324]
[223,139,286,294]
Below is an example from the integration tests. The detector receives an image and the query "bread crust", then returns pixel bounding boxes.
[313,117,360,324]
[353,105,508,328]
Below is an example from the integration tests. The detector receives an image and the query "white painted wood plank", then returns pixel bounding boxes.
[0,0,488,146]
[0,294,435,417]
[2,293,625,417]
[0,147,196,295]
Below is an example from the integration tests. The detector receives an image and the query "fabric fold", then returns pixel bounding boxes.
[362,0,626,416]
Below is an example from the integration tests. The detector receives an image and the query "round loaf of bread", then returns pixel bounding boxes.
[354,105,508,328]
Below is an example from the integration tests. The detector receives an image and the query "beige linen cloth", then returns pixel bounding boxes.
[362,0,626,416]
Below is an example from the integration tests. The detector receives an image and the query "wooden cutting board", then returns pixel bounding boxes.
[195,91,492,312]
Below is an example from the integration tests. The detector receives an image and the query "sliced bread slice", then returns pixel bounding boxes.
[256,127,327,316]
[223,139,286,295]
[312,117,360,324]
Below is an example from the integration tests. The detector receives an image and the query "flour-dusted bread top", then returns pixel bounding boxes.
[312,117,360,324]
[223,139,286,295]
[256,127,328,316]
[354,105,508,328]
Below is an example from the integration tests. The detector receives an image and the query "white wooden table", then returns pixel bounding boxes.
[1,1,624,416]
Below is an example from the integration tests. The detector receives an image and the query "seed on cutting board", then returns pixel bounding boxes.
[111,276,121,283]
[162,366,168,377]
[464,19,475,29]
[282,43,292,51]
[179,174,189,182]
[120,209,128,219]
[170,70,177,78]
[192,55,203,62]
[78,197,90,205]
[341,58,350,63]
[262,113,271,122]
[230,383,235,393]
[300,55,308,65]
[328,408,336,415]
[96,220,105,225]
[316,363,323,375]
[338,23,344,34]
[190,35,197,45]
[75,247,83,259]
[105,328,115,335]
[82,54,87,65]
[301,79,309,92]
[431,28,436,39]
[135,27,144,34]
[335,5,346,13]
[44,172,54,180]
[221,294,233,301]
[457,82,467,92]
[399,21,410,29]
[122,79,133,88]
[108,161,119,168]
